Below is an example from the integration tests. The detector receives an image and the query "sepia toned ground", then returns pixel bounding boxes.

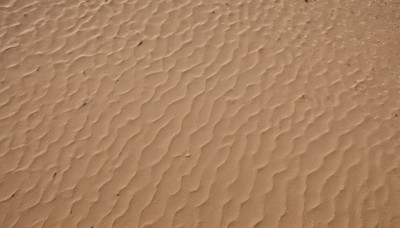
[1,0,400,227]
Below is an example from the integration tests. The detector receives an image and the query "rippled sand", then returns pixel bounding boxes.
[1,0,400,227]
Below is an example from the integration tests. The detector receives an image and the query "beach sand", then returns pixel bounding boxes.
[1,0,400,227]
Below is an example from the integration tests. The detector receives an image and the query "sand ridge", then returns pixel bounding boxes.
[1,0,400,227]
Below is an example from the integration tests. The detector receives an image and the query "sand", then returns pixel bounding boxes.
[1,0,400,227]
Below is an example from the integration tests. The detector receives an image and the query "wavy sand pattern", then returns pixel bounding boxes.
[1,0,400,227]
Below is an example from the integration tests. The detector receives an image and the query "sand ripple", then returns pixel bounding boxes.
[1,0,400,227]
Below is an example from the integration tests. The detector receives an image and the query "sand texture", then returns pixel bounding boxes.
[1,0,400,227]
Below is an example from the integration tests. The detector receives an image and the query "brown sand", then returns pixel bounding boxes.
[1,0,400,227]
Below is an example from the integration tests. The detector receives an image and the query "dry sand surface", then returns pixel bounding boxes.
[1,0,400,227]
